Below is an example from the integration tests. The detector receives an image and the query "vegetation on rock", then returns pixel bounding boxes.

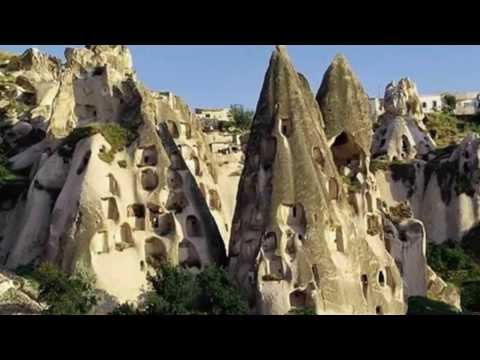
[229,104,254,131]
[389,202,413,223]
[442,94,457,114]
[112,264,248,315]
[427,240,480,312]
[16,263,97,315]
[288,307,316,315]
[407,296,461,315]
[58,122,137,162]
[424,112,480,147]
[390,161,416,197]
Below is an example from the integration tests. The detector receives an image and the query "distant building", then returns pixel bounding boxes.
[195,108,232,122]
[369,92,480,119]
[451,92,480,116]
[368,98,385,121]
[157,91,176,109]
[419,94,443,113]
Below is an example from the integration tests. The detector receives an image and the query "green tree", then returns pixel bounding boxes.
[196,265,248,315]
[229,104,254,130]
[142,264,201,315]
[461,281,480,312]
[442,94,457,113]
[407,296,461,315]
[32,263,97,315]
[112,264,248,315]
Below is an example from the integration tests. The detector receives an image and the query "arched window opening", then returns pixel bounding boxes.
[378,270,386,287]
[280,118,292,137]
[179,239,202,269]
[142,146,158,166]
[328,178,339,201]
[141,169,159,191]
[167,120,180,139]
[165,192,188,213]
[361,274,368,299]
[186,215,202,237]
[145,237,168,269]
[312,147,325,167]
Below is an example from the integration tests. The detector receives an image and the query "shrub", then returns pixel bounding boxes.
[461,281,480,312]
[26,263,97,315]
[110,302,138,315]
[112,264,248,315]
[58,123,137,162]
[427,240,480,312]
[407,296,461,315]
[143,264,201,315]
[288,307,316,315]
[229,104,254,131]
[196,266,249,315]
[442,94,457,113]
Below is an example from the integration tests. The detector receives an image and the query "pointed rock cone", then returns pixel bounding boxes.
[228,46,405,315]
[316,54,373,158]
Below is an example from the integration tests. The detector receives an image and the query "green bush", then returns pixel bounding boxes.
[196,266,249,315]
[110,302,138,315]
[442,94,457,113]
[58,123,137,162]
[461,281,480,312]
[288,307,316,315]
[143,263,201,315]
[113,264,248,315]
[407,296,461,315]
[229,104,254,131]
[427,240,480,312]
[25,263,97,315]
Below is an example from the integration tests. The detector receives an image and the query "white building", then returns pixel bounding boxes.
[368,98,385,121]
[195,108,232,122]
[451,92,480,116]
[369,92,480,119]
[419,94,443,114]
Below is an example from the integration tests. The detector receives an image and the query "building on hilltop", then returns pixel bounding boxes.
[370,91,480,119]
[195,107,233,132]
[195,107,232,122]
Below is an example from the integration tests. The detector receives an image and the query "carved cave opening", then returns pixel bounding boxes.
[330,132,364,171]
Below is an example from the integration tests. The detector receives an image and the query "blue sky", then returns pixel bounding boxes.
[1,45,479,110]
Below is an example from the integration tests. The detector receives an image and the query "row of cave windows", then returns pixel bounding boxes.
[106,199,204,238]
[95,230,202,273]
[267,267,388,314]
[140,145,203,177]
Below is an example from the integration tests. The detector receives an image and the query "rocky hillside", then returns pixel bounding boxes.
[0,45,478,314]
[0,46,229,307]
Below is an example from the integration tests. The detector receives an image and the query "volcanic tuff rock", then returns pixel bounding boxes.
[315,57,441,304]
[0,270,44,314]
[229,46,405,315]
[375,133,480,246]
[316,54,372,157]
[372,78,436,161]
[0,45,468,314]
[0,46,228,305]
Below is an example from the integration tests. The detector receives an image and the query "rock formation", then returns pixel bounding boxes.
[0,45,470,314]
[0,270,43,314]
[372,78,435,161]
[0,46,228,306]
[229,46,405,315]
[316,54,372,160]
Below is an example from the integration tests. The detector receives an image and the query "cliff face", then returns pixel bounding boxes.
[0,46,227,305]
[229,46,405,315]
